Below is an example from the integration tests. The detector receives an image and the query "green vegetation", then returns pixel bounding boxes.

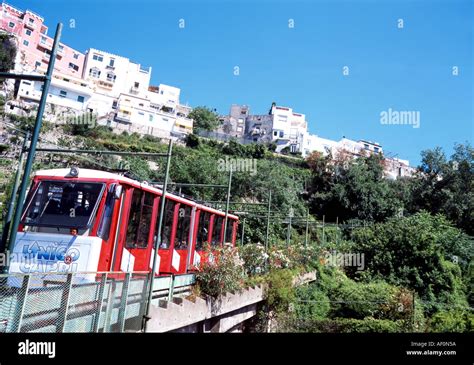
[187,106,220,132]
[0,112,471,333]
[0,33,16,72]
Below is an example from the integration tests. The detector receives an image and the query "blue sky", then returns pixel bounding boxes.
[13,0,473,165]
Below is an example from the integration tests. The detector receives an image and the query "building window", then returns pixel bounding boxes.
[69,63,79,72]
[374,147,380,153]
[273,131,278,137]
[112,101,118,109]
[134,82,139,88]
[34,61,41,68]
[28,18,34,25]
[8,22,15,28]
[40,36,47,44]
[89,68,101,78]
[92,54,103,62]
[109,58,115,67]
[149,114,153,122]
[138,112,145,116]
[25,29,32,36]
[77,96,85,103]
[364,144,370,150]
[23,40,29,46]
[106,73,116,82]
[58,44,64,52]
[279,131,284,138]
[59,90,67,98]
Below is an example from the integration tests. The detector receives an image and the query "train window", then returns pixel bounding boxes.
[211,216,223,246]
[196,211,211,251]
[136,192,154,248]
[156,199,175,249]
[224,219,234,244]
[174,205,192,250]
[97,184,117,241]
[125,190,154,248]
[21,181,104,228]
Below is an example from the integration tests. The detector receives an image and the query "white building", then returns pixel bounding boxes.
[82,50,193,137]
[82,48,151,116]
[82,48,151,98]
[16,70,93,112]
[270,105,308,153]
[302,132,413,179]
[113,84,193,136]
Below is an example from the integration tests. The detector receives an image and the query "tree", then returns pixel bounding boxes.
[188,106,219,132]
[307,153,403,222]
[409,143,474,235]
[0,33,17,72]
[349,212,472,314]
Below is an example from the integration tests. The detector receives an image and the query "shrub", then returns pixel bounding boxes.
[268,246,291,270]
[265,269,296,313]
[240,243,268,276]
[195,245,246,298]
[279,316,405,333]
[293,284,331,320]
[429,310,474,332]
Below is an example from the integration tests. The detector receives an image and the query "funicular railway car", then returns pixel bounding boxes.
[8,168,239,278]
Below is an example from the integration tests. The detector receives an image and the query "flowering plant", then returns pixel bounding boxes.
[268,246,291,270]
[195,245,245,298]
[240,243,269,275]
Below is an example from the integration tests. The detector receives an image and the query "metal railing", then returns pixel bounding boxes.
[0,271,195,333]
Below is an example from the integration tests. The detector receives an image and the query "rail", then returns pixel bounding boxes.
[0,271,195,333]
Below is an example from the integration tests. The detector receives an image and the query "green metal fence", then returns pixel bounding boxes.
[0,271,195,333]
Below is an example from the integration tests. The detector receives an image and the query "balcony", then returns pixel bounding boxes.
[98,80,113,90]
[115,111,131,123]
[129,87,139,95]
[24,20,36,30]
[106,65,115,70]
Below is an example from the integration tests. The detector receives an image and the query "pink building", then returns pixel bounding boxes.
[0,2,85,77]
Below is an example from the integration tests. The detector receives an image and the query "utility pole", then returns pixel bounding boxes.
[322,215,326,245]
[1,131,29,252]
[265,191,272,251]
[286,207,293,246]
[5,23,62,258]
[223,168,232,244]
[143,140,173,332]
[304,208,310,247]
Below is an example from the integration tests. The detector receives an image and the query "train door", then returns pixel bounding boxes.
[223,218,235,246]
[211,215,223,248]
[124,189,158,272]
[172,203,193,274]
[96,183,123,271]
[192,209,212,267]
[232,220,238,246]
[156,198,179,274]
[112,187,157,273]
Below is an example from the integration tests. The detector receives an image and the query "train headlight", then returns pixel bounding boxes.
[66,166,79,178]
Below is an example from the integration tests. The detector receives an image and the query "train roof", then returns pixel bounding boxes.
[34,168,239,220]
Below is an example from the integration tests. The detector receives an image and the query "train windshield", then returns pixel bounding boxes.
[21,180,105,228]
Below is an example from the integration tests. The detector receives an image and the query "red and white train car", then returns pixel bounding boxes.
[8,168,239,277]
